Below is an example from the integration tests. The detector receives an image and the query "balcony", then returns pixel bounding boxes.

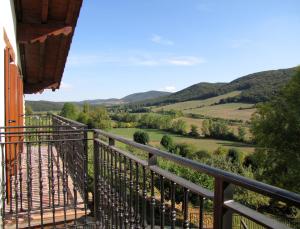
[0,114,299,228]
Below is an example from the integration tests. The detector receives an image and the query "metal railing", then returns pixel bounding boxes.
[0,113,299,228]
[92,128,300,229]
[0,114,95,228]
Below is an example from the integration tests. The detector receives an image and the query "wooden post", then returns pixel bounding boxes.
[213,177,233,229]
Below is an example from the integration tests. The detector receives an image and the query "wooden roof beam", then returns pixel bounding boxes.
[17,23,73,44]
[41,0,49,23]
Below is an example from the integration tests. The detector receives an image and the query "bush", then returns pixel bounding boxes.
[226,148,244,164]
[213,147,228,156]
[133,131,150,145]
[191,150,211,161]
[189,124,200,138]
[160,135,174,151]
[173,143,194,157]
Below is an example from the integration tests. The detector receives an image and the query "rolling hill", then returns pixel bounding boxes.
[26,90,171,111]
[134,67,297,106]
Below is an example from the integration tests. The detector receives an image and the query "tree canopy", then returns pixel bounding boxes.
[251,68,300,193]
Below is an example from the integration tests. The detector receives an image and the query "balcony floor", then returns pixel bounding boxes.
[4,145,89,228]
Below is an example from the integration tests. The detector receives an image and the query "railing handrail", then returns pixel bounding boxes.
[94,128,300,207]
[52,113,87,127]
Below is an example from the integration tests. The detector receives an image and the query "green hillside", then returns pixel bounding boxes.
[135,67,297,106]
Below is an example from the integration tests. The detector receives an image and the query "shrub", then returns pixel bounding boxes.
[191,150,211,161]
[133,131,150,145]
[173,143,194,157]
[226,148,244,164]
[189,124,200,138]
[213,147,228,157]
[160,135,174,151]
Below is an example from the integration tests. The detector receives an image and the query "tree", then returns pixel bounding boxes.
[60,103,78,120]
[171,119,187,135]
[88,107,111,129]
[25,105,33,115]
[133,131,149,145]
[251,68,300,193]
[189,124,199,138]
[160,135,174,150]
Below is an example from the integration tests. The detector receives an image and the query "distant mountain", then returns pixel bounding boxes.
[122,90,171,103]
[26,90,171,111]
[134,67,297,106]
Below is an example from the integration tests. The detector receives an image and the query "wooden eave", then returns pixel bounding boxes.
[15,0,83,94]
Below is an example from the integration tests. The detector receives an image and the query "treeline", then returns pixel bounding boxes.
[60,103,112,129]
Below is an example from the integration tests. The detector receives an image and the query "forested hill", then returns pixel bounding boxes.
[134,67,297,106]
[26,90,171,111]
[121,90,171,103]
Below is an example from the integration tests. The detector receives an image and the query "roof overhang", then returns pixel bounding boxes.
[14,0,83,94]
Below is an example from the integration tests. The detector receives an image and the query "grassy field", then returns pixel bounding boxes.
[152,91,256,121]
[153,91,241,112]
[184,103,256,121]
[109,128,254,154]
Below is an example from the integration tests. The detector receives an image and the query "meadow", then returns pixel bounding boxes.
[109,128,255,154]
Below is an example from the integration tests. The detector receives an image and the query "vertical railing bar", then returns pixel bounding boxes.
[142,166,147,229]
[123,156,129,229]
[93,136,100,225]
[160,175,165,229]
[150,170,155,229]
[26,142,31,227]
[47,141,51,208]
[171,182,176,229]
[83,132,88,225]
[199,196,204,229]
[38,142,44,228]
[73,142,78,227]
[99,143,104,225]
[183,188,190,229]
[9,136,12,214]
[14,143,19,229]
[62,141,67,228]
[129,159,134,228]
[1,144,6,228]
[114,149,119,228]
[50,142,56,228]
[118,151,124,229]
[135,162,140,228]
[110,147,115,229]
[56,140,61,206]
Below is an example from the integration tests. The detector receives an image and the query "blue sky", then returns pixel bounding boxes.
[26,0,300,101]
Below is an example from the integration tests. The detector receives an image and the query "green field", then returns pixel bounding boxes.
[185,103,255,121]
[153,91,241,112]
[109,128,254,154]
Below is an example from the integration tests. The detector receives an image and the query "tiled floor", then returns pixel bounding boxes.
[4,145,87,228]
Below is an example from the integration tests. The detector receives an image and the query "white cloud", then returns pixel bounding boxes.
[163,86,177,93]
[67,52,205,67]
[165,56,205,66]
[60,81,73,90]
[151,34,174,46]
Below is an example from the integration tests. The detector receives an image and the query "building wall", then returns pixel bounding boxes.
[1,0,21,128]
[0,0,22,221]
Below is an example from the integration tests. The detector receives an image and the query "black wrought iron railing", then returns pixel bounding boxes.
[0,114,95,228]
[0,113,299,229]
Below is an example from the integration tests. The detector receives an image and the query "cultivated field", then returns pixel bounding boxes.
[185,103,256,121]
[153,91,241,112]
